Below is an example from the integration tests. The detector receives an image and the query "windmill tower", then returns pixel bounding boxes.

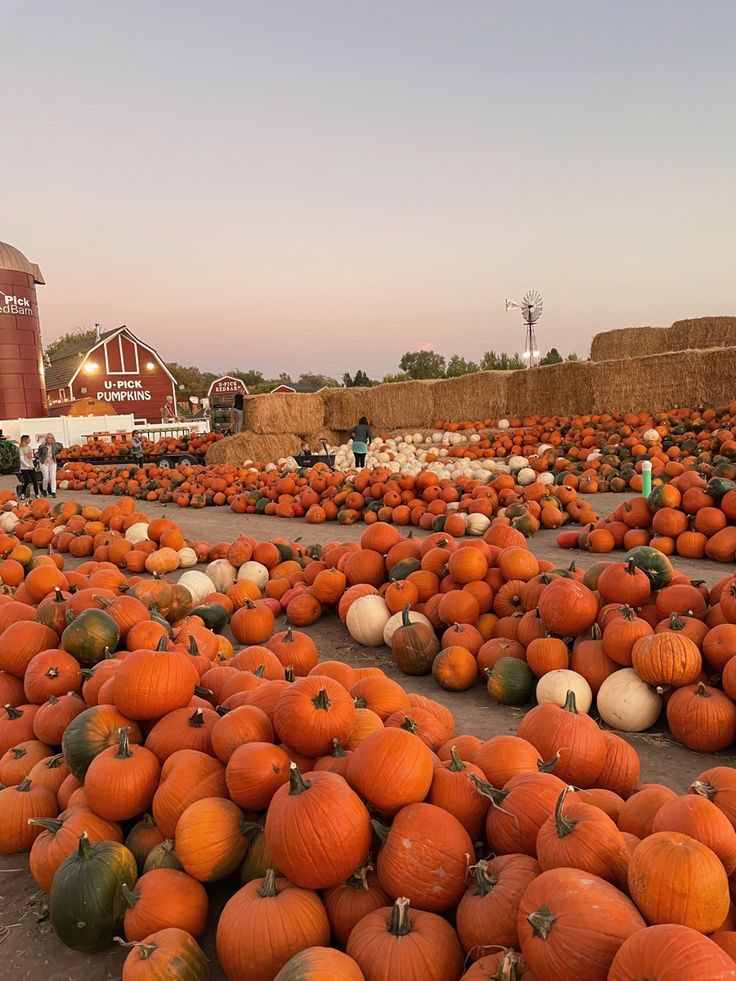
[505,290,544,368]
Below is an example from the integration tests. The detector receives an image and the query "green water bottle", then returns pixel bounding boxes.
[641,459,652,498]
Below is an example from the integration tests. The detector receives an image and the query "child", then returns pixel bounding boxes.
[131,431,144,469]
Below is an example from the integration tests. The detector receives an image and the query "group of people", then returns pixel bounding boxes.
[18,434,61,500]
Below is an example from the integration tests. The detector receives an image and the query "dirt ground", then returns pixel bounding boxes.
[1,480,734,979]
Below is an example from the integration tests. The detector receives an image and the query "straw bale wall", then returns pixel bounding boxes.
[205,432,302,466]
[244,393,324,435]
[431,371,511,423]
[322,380,436,431]
[507,361,594,417]
[591,316,736,362]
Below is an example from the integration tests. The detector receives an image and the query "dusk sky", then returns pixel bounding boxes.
[3,2,734,379]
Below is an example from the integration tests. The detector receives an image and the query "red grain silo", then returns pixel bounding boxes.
[0,241,46,419]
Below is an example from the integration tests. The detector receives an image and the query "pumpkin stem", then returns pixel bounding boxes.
[401,605,412,628]
[468,859,496,897]
[625,557,638,576]
[15,778,32,792]
[388,897,412,937]
[254,665,266,678]
[353,696,367,709]
[45,667,60,679]
[188,709,205,728]
[28,816,63,834]
[156,635,169,652]
[120,882,138,908]
[10,747,26,759]
[312,688,332,711]
[114,937,158,959]
[258,868,278,897]
[690,779,715,800]
[288,762,311,795]
[115,727,133,759]
[371,818,390,843]
[469,773,508,807]
[45,754,65,770]
[562,690,578,714]
[77,831,94,860]
[284,626,294,642]
[3,704,22,720]
[188,636,200,656]
[695,683,711,698]
[538,752,561,773]
[590,623,602,640]
[330,739,347,758]
[448,747,465,772]
[553,786,577,838]
[619,605,636,622]
[527,905,556,939]
[284,666,295,683]
[400,716,418,735]
[346,864,374,890]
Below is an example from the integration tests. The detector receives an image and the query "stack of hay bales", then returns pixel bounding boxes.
[591,316,736,361]
[431,371,510,422]
[322,380,436,431]
[507,361,594,417]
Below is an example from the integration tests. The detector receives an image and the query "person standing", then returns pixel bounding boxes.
[231,393,245,434]
[351,416,372,469]
[130,431,145,471]
[18,435,40,500]
[37,433,61,497]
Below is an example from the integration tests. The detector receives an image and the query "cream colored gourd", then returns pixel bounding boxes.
[177,570,215,606]
[177,547,198,568]
[236,561,269,591]
[596,668,662,732]
[536,669,593,714]
[466,513,491,536]
[124,521,150,544]
[346,595,391,647]
[206,559,237,593]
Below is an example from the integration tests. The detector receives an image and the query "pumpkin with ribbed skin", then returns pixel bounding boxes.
[84,726,161,821]
[690,767,736,829]
[151,748,226,838]
[596,732,641,797]
[474,734,542,787]
[476,771,566,856]
[608,924,736,981]
[486,656,535,705]
[112,645,199,721]
[536,785,629,883]
[627,831,729,933]
[122,868,208,941]
[516,689,606,787]
[597,557,651,607]
[350,675,410,721]
[460,950,534,981]
[266,627,319,676]
[618,785,677,838]
[216,869,330,981]
[517,867,645,981]
[0,739,52,786]
[62,704,142,777]
[625,545,673,590]
[175,796,248,882]
[274,947,366,981]
[347,897,464,981]
[29,806,122,892]
[120,926,209,981]
[0,777,58,854]
[631,631,702,688]
[125,814,164,871]
[226,741,289,810]
[538,578,598,636]
[32,692,85,745]
[23,648,82,704]
[266,765,372,890]
[49,833,138,952]
[211,705,274,764]
[345,728,433,816]
[239,823,279,883]
[667,682,736,752]
[143,839,183,873]
[651,795,736,874]
[145,706,219,763]
[61,609,120,667]
[28,752,70,796]
[376,802,473,912]
[390,607,439,676]
[456,854,540,956]
[323,866,389,949]
[273,676,355,758]
[428,747,489,840]
[0,621,59,678]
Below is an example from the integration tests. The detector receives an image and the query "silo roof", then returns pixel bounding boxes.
[0,241,44,284]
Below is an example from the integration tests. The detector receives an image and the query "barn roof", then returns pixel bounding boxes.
[44,326,177,391]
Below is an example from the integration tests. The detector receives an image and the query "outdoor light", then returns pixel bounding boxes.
[145,361,155,370]
[83,362,99,374]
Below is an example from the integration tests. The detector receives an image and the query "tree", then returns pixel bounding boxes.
[566,352,580,361]
[480,351,524,371]
[45,328,97,360]
[383,371,410,384]
[399,350,446,379]
[540,348,563,365]
[294,372,339,392]
[445,355,480,377]
[343,370,377,387]
[228,369,266,389]
[166,363,218,399]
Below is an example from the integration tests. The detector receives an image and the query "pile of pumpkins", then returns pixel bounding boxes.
[1,501,736,977]
[560,472,736,562]
[59,431,222,462]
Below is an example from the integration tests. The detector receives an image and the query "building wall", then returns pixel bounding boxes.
[69,334,176,422]
[0,267,47,418]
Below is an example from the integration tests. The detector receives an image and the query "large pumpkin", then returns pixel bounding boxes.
[390,607,439,676]
[152,748,227,838]
[121,867,208,941]
[608,924,736,981]
[347,897,464,981]
[28,805,122,892]
[265,765,372,890]
[345,728,433,816]
[517,867,645,980]
[538,578,598,635]
[0,777,58,854]
[61,609,120,668]
[112,645,199,721]
[627,831,729,933]
[376,802,473,912]
[651,794,736,875]
[596,668,663,732]
[175,796,248,881]
[631,631,702,688]
[272,676,356,758]
[49,833,138,952]
[84,726,161,822]
[477,771,565,856]
[625,545,673,590]
[516,690,606,787]
[667,682,736,752]
[216,870,330,981]
[62,704,143,778]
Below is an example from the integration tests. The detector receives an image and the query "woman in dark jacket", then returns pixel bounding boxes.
[351,417,372,468]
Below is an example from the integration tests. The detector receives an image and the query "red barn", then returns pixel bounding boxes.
[45,326,178,422]
[270,384,296,394]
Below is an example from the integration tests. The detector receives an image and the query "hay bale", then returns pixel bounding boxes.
[508,361,594,417]
[431,371,511,423]
[591,316,736,361]
[244,393,324,435]
[205,431,301,466]
[591,346,736,413]
[322,381,436,431]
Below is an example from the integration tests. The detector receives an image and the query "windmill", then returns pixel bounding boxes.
[505,290,544,368]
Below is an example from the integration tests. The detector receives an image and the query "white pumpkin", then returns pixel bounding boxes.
[516,467,536,486]
[508,455,529,471]
[125,521,150,544]
[0,511,19,534]
[237,560,269,592]
[177,547,198,568]
[177,570,214,606]
[643,428,660,444]
[206,558,237,593]
[346,595,391,647]
[466,513,491,536]
[498,418,510,430]
[596,668,662,732]
[383,609,432,647]
[536,669,593,715]
[536,472,555,485]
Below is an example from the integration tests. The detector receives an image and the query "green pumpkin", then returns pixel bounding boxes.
[61,609,120,667]
[388,557,422,581]
[189,603,229,633]
[62,706,141,778]
[390,607,439,675]
[432,515,447,532]
[486,656,535,706]
[707,477,736,500]
[239,824,279,883]
[255,497,269,514]
[625,545,673,591]
[143,838,183,873]
[49,833,137,952]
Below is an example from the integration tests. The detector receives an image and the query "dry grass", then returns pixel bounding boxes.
[244,393,324,435]
[432,371,511,422]
[508,361,594,417]
[591,316,736,361]
[205,432,302,465]
[322,381,436,431]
